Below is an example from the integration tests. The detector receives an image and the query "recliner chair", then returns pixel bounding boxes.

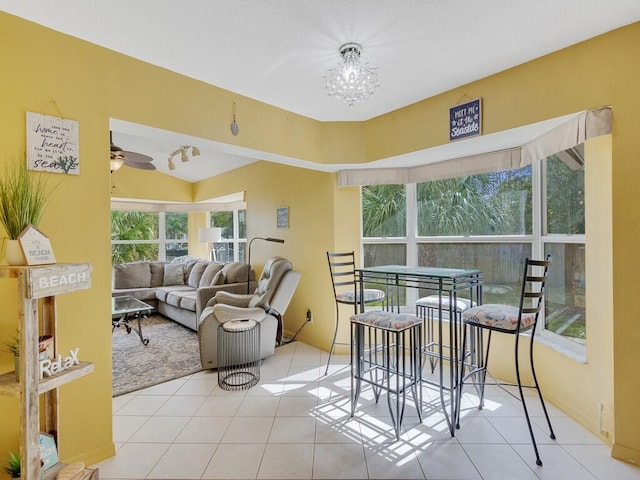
[198,256,301,369]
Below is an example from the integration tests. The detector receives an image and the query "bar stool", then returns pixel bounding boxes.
[350,310,422,441]
[415,295,475,373]
[324,251,385,375]
[456,257,555,466]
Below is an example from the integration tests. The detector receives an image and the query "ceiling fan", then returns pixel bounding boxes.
[109,131,156,171]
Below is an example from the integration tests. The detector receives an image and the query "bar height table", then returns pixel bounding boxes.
[356,265,482,436]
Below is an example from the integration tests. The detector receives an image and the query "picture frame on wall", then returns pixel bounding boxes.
[277,206,289,229]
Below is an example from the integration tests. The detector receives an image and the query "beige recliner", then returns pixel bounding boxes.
[198,256,301,369]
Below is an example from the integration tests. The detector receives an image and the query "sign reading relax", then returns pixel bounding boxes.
[39,347,80,379]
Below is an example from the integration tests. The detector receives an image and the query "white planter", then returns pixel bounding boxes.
[5,239,25,265]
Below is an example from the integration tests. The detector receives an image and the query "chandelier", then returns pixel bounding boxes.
[168,145,200,170]
[325,43,379,107]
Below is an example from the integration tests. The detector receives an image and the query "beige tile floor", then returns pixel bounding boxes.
[95,341,640,479]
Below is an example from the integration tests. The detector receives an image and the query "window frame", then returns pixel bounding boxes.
[360,152,587,360]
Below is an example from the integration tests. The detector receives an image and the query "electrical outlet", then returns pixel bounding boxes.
[306,309,313,323]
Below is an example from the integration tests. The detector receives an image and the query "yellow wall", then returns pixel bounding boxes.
[1,11,639,467]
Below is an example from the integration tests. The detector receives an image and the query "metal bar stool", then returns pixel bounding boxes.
[456,256,556,466]
[415,294,475,373]
[324,251,385,375]
[350,310,422,441]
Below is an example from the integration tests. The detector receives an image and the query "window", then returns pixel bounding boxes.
[164,212,188,261]
[361,144,587,350]
[111,211,159,264]
[111,209,246,265]
[542,147,585,344]
[209,209,247,263]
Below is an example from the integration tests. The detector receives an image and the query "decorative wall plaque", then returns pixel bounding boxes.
[26,111,80,175]
[18,225,56,265]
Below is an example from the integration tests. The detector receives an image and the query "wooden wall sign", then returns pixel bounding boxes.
[26,111,80,175]
[27,263,92,299]
[18,225,56,265]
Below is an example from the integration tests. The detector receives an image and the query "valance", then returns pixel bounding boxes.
[337,106,611,186]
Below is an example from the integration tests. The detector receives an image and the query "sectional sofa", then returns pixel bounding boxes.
[112,257,255,331]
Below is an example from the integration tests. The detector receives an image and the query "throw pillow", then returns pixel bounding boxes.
[181,260,198,284]
[149,261,166,287]
[163,263,185,285]
[188,261,209,288]
[114,262,151,289]
[199,262,224,287]
[222,262,250,284]
[212,270,225,285]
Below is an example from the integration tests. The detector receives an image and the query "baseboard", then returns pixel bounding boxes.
[63,442,116,469]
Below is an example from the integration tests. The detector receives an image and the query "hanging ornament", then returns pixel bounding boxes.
[230,102,239,136]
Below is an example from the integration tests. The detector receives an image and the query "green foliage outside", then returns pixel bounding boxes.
[111,211,159,264]
[361,153,586,341]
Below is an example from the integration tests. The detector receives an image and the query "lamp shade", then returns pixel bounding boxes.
[199,227,222,243]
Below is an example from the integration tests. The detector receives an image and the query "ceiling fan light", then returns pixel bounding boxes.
[168,157,176,170]
[180,149,189,162]
[191,146,200,156]
[110,158,124,172]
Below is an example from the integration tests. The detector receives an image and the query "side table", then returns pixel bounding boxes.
[217,319,261,390]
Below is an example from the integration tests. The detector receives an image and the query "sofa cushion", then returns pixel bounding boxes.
[222,262,250,284]
[213,270,225,285]
[149,262,166,287]
[177,292,197,312]
[114,262,151,289]
[199,262,224,287]
[155,285,193,303]
[188,261,209,288]
[165,290,197,310]
[112,288,157,302]
[182,260,199,283]
[163,263,185,285]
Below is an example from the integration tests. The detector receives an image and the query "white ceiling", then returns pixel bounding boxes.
[3,1,639,182]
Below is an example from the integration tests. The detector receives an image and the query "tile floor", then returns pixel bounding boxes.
[95,341,640,479]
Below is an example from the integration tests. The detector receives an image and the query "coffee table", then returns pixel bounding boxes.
[112,296,153,345]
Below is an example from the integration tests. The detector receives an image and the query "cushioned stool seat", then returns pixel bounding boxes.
[462,304,535,331]
[415,295,474,312]
[350,310,422,441]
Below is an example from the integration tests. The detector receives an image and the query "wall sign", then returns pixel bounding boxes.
[18,225,56,265]
[26,111,80,175]
[277,206,289,229]
[449,98,482,141]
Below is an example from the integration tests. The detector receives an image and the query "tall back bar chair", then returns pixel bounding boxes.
[324,251,385,376]
[456,256,555,466]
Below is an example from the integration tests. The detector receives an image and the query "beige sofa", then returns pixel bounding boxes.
[112,258,255,331]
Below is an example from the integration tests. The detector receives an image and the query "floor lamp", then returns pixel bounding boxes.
[247,237,285,293]
[199,227,223,262]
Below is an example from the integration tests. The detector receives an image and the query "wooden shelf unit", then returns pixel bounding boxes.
[0,263,96,479]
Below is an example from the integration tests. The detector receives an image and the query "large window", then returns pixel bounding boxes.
[111,211,159,264]
[111,209,247,264]
[209,210,247,263]
[362,145,586,350]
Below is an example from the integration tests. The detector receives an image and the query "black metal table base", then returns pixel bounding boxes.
[112,312,150,345]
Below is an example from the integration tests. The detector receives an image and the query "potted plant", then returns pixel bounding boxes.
[1,451,20,478]
[0,156,55,265]
[2,331,20,382]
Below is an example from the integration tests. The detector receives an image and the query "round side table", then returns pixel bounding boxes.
[217,319,261,390]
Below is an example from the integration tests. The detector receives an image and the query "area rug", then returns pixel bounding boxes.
[112,315,202,396]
